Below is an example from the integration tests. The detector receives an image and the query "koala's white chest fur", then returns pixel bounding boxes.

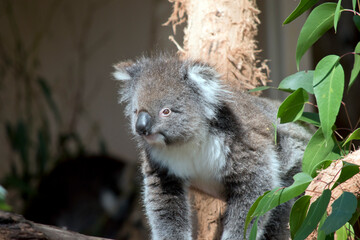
[149,134,228,196]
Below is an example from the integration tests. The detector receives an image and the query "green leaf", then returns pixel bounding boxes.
[251,188,282,217]
[244,190,269,238]
[283,0,319,25]
[296,3,338,69]
[331,161,360,190]
[343,128,360,146]
[302,128,336,175]
[336,222,355,240]
[310,143,344,176]
[349,199,360,225]
[354,15,360,32]
[334,0,342,33]
[349,42,360,91]
[321,192,357,234]
[38,77,61,123]
[278,71,314,94]
[317,213,328,240]
[294,189,331,240]
[277,88,309,124]
[353,0,357,11]
[290,195,312,239]
[313,55,344,141]
[298,112,320,127]
[248,86,272,92]
[249,217,259,240]
[311,160,333,177]
[325,143,343,160]
[252,172,313,218]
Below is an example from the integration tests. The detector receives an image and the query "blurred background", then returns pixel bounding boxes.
[0,0,359,239]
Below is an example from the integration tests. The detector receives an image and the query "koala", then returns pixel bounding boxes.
[113,54,313,240]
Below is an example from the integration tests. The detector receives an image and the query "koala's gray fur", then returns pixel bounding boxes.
[113,54,313,240]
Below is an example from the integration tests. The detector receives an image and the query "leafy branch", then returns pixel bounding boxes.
[247,0,360,239]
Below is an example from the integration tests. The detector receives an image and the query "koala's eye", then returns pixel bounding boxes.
[133,109,138,114]
[160,108,171,117]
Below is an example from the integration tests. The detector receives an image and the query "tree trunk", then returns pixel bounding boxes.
[165,0,268,239]
[305,149,360,239]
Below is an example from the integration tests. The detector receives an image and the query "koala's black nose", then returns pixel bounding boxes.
[136,111,152,135]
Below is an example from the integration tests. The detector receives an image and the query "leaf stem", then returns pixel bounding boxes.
[306,101,318,109]
[354,116,360,130]
[341,101,353,130]
[334,130,344,140]
[333,131,347,156]
[339,52,358,59]
[336,127,353,132]
[342,9,360,16]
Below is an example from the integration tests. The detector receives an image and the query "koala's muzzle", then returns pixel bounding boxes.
[136,111,152,136]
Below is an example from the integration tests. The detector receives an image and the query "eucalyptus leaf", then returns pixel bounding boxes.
[349,42,360,91]
[334,0,342,33]
[290,195,311,239]
[298,112,320,127]
[283,0,319,25]
[324,143,343,160]
[313,55,344,141]
[336,223,355,240]
[251,188,281,217]
[277,88,309,124]
[349,199,360,225]
[302,128,336,175]
[244,190,269,238]
[354,15,360,32]
[311,160,333,177]
[317,213,328,240]
[248,86,272,92]
[278,71,314,94]
[310,143,344,177]
[296,3,337,69]
[353,0,357,11]
[249,217,259,240]
[331,161,360,190]
[294,189,331,240]
[252,172,313,218]
[321,192,357,234]
[343,128,360,146]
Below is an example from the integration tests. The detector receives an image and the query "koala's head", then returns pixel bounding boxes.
[113,55,228,148]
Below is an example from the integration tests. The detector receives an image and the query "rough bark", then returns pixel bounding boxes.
[0,210,112,240]
[165,0,269,92]
[164,1,268,239]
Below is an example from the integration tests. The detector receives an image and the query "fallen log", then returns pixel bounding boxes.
[0,210,113,240]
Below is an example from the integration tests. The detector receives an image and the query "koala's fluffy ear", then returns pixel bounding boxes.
[113,60,135,81]
[187,63,225,101]
[187,62,229,119]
